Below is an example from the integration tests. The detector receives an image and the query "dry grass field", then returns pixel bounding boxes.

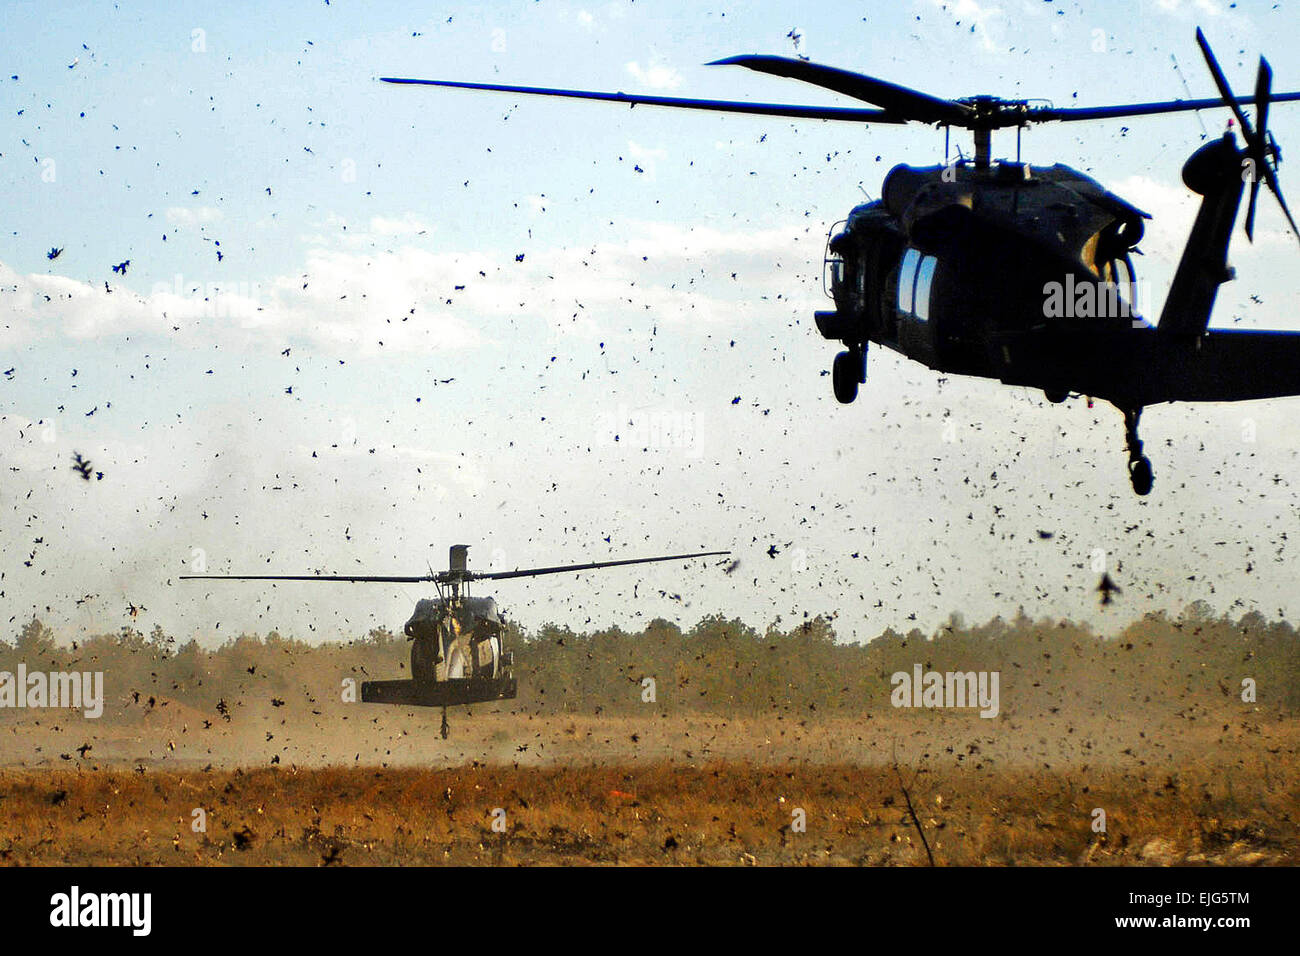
[0,756,1294,866]
[0,703,1295,866]
[0,611,1295,865]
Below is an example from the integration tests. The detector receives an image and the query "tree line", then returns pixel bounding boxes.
[4,602,1296,721]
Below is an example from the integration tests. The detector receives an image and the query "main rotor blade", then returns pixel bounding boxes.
[1197,26,1254,139]
[706,55,971,126]
[380,77,903,124]
[473,550,731,582]
[180,574,433,583]
[382,71,1300,130]
[1029,91,1300,124]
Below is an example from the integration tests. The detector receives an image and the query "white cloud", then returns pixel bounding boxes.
[1109,174,1198,264]
[617,219,803,259]
[625,60,682,91]
[927,0,1006,53]
[626,140,668,181]
[0,248,481,354]
[0,216,818,356]
[165,206,224,226]
[264,245,485,352]
[1152,0,1225,17]
[369,214,431,236]
[0,262,164,346]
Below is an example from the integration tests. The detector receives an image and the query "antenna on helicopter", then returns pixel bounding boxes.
[1171,53,1209,141]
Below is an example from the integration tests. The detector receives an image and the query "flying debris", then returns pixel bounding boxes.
[1097,573,1122,606]
[70,452,94,481]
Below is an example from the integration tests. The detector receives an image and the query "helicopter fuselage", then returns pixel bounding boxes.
[403,594,506,684]
[361,593,517,709]
[818,149,1300,411]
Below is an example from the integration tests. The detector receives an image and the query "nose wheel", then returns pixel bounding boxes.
[832,345,867,404]
[1123,407,1154,496]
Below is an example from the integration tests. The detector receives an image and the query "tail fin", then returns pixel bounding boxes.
[1157,134,1244,337]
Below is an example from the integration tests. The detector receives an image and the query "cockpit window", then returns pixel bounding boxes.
[829,257,844,288]
[897,247,921,313]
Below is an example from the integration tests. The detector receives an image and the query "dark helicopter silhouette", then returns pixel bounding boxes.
[382,28,1300,496]
[183,545,727,735]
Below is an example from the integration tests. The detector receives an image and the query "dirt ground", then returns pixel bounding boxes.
[0,702,1294,865]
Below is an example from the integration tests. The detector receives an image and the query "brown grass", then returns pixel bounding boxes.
[0,759,1293,866]
[3,610,1296,865]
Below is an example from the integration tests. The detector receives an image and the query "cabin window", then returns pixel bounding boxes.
[897,247,921,313]
[896,247,938,319]
[914,254,937,321]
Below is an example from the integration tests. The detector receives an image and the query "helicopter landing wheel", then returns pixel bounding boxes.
[1044,387,1069,404]
[832,349,862,404]
[1121,406,1152,495]
[1129,456,1154,496]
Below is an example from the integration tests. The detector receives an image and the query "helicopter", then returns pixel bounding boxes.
[382,28,1300,496]
[182,545,728,736]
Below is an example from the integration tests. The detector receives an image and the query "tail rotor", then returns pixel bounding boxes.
[1197,27,1299,244]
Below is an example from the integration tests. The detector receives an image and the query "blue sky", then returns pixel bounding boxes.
[4,0,1300,645]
